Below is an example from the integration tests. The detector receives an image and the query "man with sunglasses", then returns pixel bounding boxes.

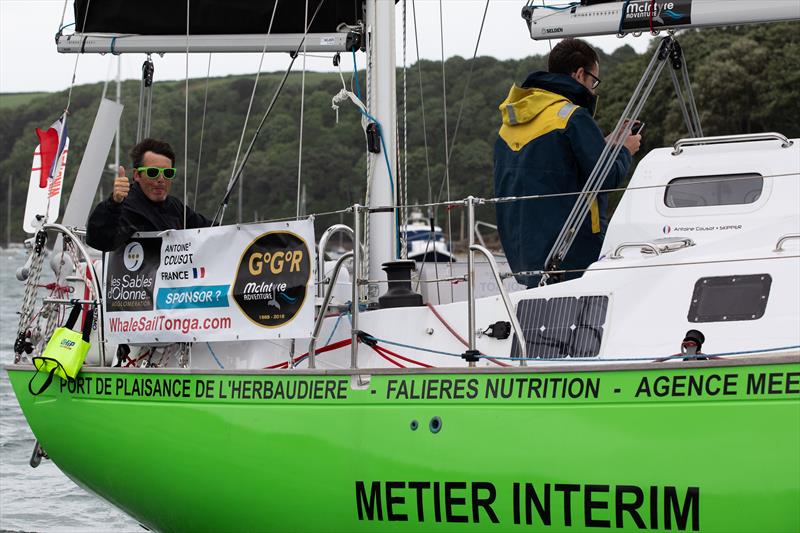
[494,38,641,287]
[86,138,211,251]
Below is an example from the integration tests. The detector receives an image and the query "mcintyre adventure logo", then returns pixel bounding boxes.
[621,0,692,31]
[232,231,311,328]
[106,238,161,312]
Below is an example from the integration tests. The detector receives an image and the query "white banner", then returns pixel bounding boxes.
[103,220,316,344]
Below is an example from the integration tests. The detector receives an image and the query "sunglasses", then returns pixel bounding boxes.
[136,167,177,180]
[585,71,602,90]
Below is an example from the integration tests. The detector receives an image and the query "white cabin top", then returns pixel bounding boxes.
[604,134,800,257]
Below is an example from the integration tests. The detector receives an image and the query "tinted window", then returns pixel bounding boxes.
[664,174,763,208]
[688,274,771,323]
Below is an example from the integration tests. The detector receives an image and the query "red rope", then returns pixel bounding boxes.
[38,282,71,293]
[373,344,433,368]
[426,303,509,367]
[368,345,405,368]
[263,338,352,369]
[649,0,656,33]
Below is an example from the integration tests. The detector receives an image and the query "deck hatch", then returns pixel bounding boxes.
[511,296,608,359]
[664,173,763,208]
[688,274,772,323]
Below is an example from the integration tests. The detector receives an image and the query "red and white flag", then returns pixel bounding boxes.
[34,112,69,189]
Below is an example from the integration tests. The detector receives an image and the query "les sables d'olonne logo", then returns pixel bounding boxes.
[106,238,161,312]
[123,242,144,271]
[233,231,310,328]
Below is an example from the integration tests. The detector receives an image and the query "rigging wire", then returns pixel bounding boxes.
[214,0,316,226]
[437,0,456,303]
[193,53,213,210]
[64,0,93,112]
[226,0,281,222]
[437,0,490,200]
[401,0,409,260]
[410,0,440,302]
[184,0,190,229]
[297,0,310,219]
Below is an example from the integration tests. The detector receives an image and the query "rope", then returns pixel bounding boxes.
[14,233,47,362]
[193,54,212,210]
[58,0,69,30]
[213,0,323,225]
[363,28,373,300]
[225,0,281,222]
[437,0,456,304]
[205,343,225,369]
[264,338,352,369]
[401,0,409,260]
[296,0,310,218]
[183,0,190,229]
[367,335,800,364]
[441,0,490,189]
[426,303,509,367]
[65,0,93,112]
[410,0,433,211]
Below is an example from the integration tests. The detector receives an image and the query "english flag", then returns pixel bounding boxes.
[34,113,68,188]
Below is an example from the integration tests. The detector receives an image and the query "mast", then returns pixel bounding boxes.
[365,0,398,302]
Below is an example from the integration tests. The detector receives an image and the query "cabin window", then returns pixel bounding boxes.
[664,173,763,208]
[511,296,608,359]
[687,274,771,323]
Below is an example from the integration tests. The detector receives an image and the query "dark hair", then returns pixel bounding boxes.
[130,138,176,168]
[548,38,599,75]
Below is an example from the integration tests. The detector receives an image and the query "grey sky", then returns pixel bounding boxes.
[0,1,654,94]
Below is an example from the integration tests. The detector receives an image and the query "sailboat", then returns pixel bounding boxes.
[403,210,455,263]
[6,1,800,531]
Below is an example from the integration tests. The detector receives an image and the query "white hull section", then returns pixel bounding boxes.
[181,137,800,370]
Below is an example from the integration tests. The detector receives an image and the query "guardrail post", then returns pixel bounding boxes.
[351,204,361,369]
[308,252,354,369]
[463,196,479,367]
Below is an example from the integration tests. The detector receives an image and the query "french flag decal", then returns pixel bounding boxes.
[192,267,206,279]
[34,113,68,189]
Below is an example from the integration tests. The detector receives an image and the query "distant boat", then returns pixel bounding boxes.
[403,210,455,263]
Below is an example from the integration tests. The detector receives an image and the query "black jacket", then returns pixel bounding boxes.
[86,182,211,251]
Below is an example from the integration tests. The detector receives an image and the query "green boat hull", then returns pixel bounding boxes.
[7,355,800,532]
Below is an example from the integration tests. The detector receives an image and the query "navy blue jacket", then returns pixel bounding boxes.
[86,182,211,252]
[494,72,632,287]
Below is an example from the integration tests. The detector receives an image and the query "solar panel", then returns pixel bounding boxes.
[510,296,608,359]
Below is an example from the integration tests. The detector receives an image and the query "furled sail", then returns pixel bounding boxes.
[61,0,375,54]
[74,0,363,35]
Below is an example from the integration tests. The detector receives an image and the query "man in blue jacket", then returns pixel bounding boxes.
[494,38,640,287]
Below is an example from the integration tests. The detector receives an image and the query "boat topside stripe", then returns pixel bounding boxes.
[5,352,799,377]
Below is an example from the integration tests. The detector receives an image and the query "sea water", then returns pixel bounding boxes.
[0,248,140,533]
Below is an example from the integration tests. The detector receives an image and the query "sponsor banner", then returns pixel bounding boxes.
[621,0,692,31]
[103,221,315,343]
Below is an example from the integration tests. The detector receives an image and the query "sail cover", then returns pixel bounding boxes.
[74,0,363,35]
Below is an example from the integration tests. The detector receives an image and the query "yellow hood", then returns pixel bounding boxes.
[499,85,572,126]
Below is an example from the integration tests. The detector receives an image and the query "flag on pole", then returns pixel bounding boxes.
[34,113,68,189]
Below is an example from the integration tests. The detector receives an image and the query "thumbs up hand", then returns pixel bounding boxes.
[112,166,130,203]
